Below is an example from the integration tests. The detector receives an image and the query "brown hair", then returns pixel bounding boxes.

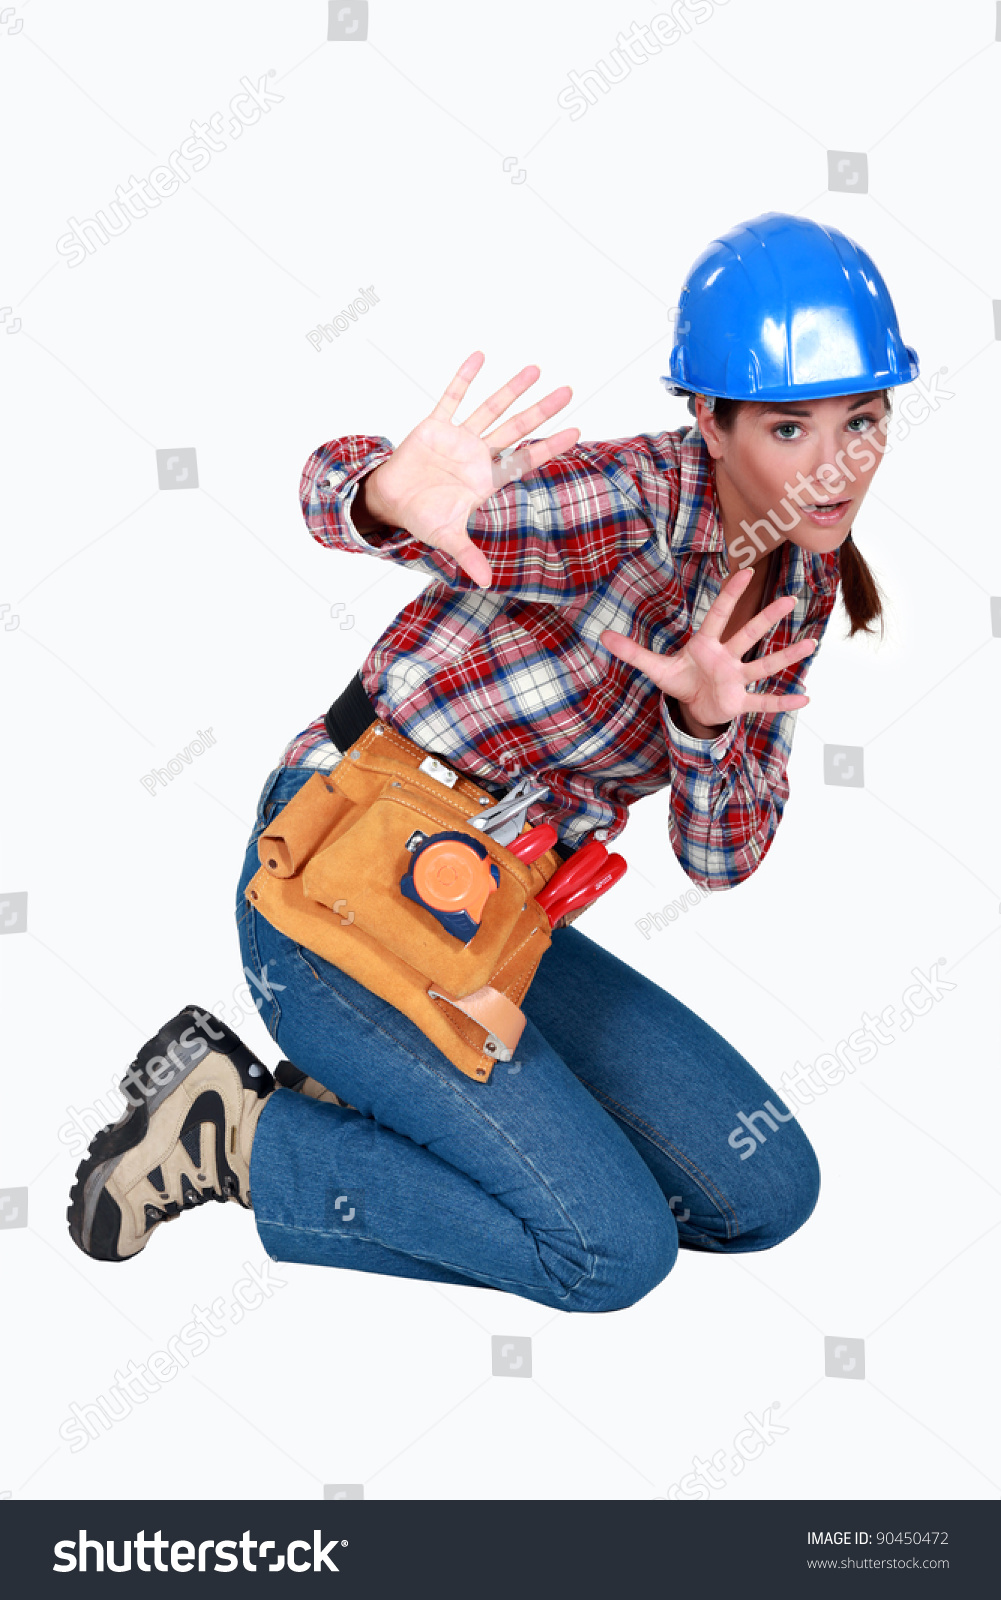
[688,391,891,639]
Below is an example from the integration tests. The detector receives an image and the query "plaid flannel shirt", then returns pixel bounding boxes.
[283,423,841,890]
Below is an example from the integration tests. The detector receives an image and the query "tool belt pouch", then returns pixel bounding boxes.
[244,720,562,1082]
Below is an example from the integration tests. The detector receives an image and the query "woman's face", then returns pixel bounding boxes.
[697,391,890,561]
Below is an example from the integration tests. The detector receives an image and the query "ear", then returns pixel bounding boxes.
[694,396,724,459]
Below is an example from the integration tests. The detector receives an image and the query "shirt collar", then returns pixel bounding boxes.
[671,422,840,600]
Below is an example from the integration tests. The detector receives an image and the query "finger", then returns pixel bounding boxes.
[430,351,487,424]
[696,567,757,643]
[440,532,493,589]
[739,691,810,716]
[723,592,802,657]
[481,385,575,452]
[600,628,684,692]
[490,428,580,489]
[600,628,658,672]
[741,638,818,685]
[461,364,545,436]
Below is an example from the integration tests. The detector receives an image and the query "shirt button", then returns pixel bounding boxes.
[593,828,609,841]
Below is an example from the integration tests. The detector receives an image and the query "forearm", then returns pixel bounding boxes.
[303,431,658,598]
[661,699,797,890]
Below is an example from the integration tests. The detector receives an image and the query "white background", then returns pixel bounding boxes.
[1,0,998,1502]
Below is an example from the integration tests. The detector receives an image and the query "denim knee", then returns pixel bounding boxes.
[564,1188,679,1314]
[730,1120,821,1251]
[613,1216,679,1309]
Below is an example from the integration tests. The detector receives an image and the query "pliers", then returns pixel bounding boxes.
[468,776,550,847]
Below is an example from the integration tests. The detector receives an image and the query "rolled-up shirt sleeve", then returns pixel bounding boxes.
[660,594,835,890]
[300,432,417,556]
[298,434,661,602]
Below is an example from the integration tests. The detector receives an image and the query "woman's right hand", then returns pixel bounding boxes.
[362,350,579,587]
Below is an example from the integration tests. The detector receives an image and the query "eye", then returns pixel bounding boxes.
[773,422,802,440]
[846,413,878,432]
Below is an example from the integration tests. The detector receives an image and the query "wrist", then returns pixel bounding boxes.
[668,696,731,740]
[363,463,396,527]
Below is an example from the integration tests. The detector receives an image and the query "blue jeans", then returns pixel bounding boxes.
[236,764,820,1313]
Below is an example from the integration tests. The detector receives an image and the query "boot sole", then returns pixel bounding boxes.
[275,1059,353,1109]
[67,1006,271,1262]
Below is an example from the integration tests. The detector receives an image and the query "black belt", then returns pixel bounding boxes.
[323,669,384,752]
[324,672,573,864]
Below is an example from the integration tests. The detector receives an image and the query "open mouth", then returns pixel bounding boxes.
[801,500,850,523]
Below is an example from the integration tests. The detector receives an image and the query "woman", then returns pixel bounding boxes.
[69,213,918,1313]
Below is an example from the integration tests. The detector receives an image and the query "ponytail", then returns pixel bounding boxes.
[688,389,891,640]
[838,532,885,640]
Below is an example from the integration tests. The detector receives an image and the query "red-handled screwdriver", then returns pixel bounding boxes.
[543,854,627,927]
[507,823,558,864]
[536,839,609,914]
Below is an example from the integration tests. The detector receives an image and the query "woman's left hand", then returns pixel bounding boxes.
[599,568,819,730]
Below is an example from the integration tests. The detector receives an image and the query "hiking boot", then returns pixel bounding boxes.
[67,1006,274,1263]
[275,1060,355,1110]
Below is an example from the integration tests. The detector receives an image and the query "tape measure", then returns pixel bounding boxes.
[400,829,500,943]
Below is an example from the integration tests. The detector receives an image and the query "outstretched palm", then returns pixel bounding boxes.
[600,568,819,729]
[368,351,579,587]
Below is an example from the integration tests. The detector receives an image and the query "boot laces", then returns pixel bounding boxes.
[145,1170,239,1229]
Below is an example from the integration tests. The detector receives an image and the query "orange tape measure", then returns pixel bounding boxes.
[400,829,500,942]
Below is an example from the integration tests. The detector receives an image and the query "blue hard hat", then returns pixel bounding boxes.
[661,212,919,404]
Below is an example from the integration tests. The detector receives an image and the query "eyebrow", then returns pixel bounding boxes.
[757,394,883,418]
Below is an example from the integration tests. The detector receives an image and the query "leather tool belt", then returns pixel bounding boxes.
[243,718,564,1084]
